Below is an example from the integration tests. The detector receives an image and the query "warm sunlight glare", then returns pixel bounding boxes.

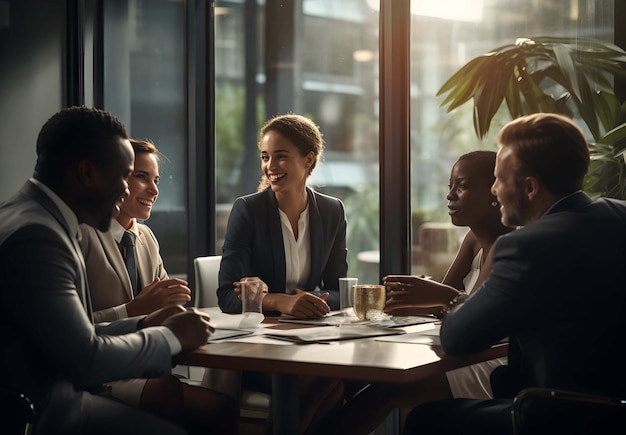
[412,0,483,22]
[367,0,483,23]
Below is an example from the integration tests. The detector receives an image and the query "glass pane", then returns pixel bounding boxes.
[103,0,187,275]
[215,0,380,284]
[409,0,614,280]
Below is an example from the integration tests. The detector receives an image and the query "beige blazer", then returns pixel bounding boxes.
[79,222,168,322]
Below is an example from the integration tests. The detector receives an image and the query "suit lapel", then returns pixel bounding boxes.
[306,188,323,289]
[21,182,94,319]
[266,189,287,286]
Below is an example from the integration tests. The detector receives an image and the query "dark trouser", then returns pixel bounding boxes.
[34,380,187,435]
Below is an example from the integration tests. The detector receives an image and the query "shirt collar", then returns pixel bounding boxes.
[541,190,581,217]
[29,178,80,239]
[110,218,139,244]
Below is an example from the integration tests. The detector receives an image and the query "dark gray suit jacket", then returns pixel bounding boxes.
[0,182,174,431]
[441,191,626,397]
[218,187,348,313]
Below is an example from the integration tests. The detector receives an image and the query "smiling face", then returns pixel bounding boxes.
[447,156,499,228]
[116,151,160,228]
[492,146,531,227]
[259,130,314,196]
[80,137,134,232]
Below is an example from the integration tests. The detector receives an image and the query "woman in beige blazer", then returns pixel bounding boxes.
[79,139,237,435]
[80,216,177,322]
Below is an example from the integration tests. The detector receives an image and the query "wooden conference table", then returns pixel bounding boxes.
[175,315,508,435]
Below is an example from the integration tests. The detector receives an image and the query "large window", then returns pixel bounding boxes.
[408,0,614,280]
[215,0,381,283]
[102,0,188,274]
[94,0,616,285]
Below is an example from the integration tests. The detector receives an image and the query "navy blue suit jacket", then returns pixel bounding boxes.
[217,187,348,314]
[441,191,626,397]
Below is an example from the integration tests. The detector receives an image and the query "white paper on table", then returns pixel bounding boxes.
[278,311,439,329]
[375,323,441,345]
[227,335,297,345]
[199,307,267,342]
[200,307,264,329]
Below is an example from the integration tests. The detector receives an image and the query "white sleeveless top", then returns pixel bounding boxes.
[462,248,483,293]
[446,248,507,399]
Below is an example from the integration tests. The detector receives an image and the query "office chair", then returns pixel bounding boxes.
[193,255,222,309]
[192,255,271,426]
[0,387,35,435]
[512,387,626,435]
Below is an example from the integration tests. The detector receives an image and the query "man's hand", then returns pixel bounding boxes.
[141,305,187,328]
[162,308,215,352]
[126,278,192,317]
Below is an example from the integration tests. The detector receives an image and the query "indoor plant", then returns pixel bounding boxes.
[436,36,626,199]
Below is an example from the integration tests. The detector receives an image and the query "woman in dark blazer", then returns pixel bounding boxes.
[217,114,348,318]
[216,114,348,434]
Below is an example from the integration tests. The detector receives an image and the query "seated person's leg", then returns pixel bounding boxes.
[242,372,344,435]
[327,373,452,435]
[35,386,186,435]
[141,375,238,435]
[181,381,239,435]
[299,376,344,435]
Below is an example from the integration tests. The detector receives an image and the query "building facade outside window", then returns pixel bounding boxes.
[100,0,615,285]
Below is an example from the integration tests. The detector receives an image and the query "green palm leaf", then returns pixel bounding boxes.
[438,36,626,199]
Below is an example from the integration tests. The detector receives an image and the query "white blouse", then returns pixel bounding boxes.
[446,248,507,399]
[278,204,311,293]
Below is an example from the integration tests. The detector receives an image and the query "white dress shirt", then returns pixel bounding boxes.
[278,204,311,293]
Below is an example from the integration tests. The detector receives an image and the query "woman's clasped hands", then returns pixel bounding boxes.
[233,278,330,319]
[233,276,269,298]
[283,288,331,319]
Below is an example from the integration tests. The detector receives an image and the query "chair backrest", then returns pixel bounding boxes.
[193,255,222,308]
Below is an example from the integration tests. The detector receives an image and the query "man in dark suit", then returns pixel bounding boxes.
[387,113,626,434]
[0,106,215,434]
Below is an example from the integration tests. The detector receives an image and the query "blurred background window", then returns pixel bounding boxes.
[98,0,614,285]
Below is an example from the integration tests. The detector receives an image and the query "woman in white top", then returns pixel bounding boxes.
[217,114,348,434]
[329,150,512,435]
[217,114,348,318]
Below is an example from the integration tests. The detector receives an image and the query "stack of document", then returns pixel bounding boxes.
[263,325,405,344]
[279,311,438,328]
